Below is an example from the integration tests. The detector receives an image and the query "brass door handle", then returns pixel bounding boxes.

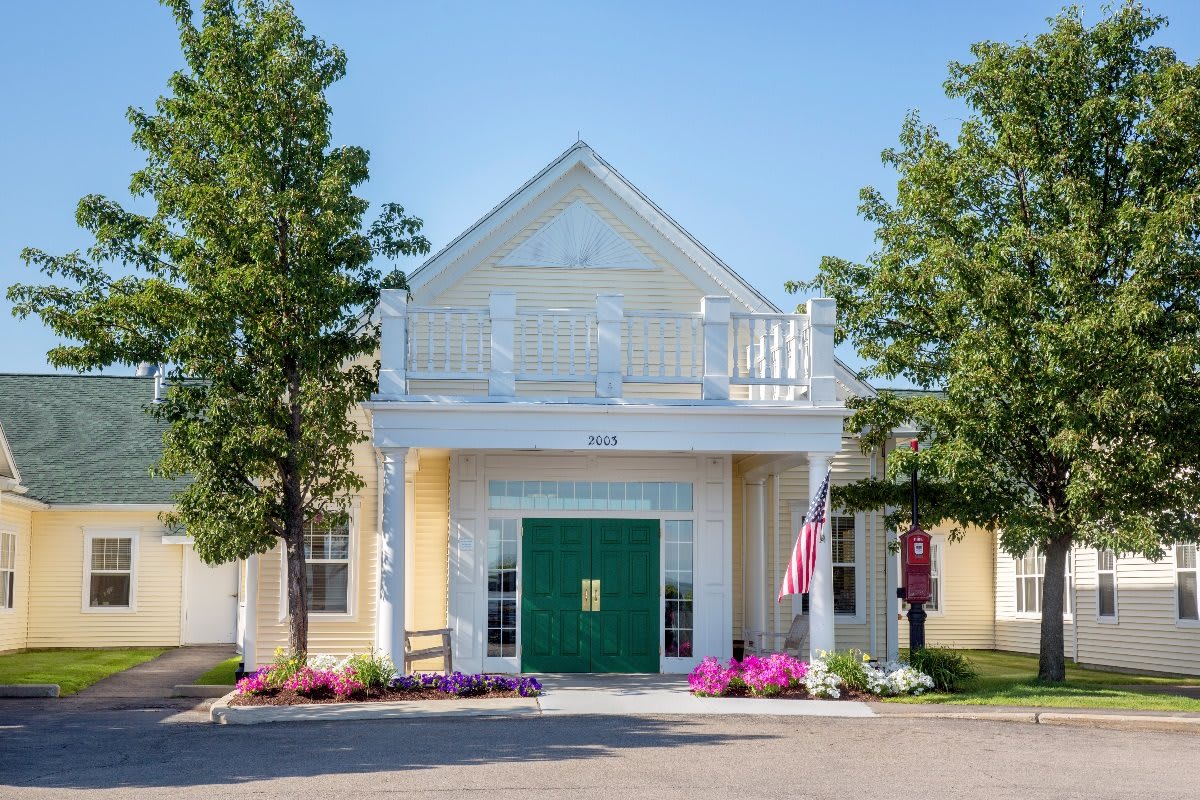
[582,579,592,612]
[590,579,601,611]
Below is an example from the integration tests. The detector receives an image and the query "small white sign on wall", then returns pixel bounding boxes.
[459,538,474,552]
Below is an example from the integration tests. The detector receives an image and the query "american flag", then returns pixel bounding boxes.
[778,470,831,601]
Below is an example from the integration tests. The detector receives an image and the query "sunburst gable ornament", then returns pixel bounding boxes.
[498,200,656,269]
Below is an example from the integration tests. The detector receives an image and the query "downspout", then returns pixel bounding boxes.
[1071,549,1079,664]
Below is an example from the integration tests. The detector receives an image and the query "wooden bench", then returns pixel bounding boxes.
[404,628,453,674]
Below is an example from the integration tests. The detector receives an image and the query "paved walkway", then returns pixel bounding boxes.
[536,673,875,717]
[73,645,235,702]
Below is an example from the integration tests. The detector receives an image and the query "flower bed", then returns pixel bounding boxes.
[229,649,541,707]
[688,649,934,700]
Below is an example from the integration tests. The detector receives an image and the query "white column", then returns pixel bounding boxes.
[403,450,418,631]
[701,296,731,400]
[806,298,837,405]
[596,293,624,398]
[378,289,408,398]
[489,292,516,396]
[377,446,409,669]
[808,452,835,660]
[744,478,767,648]
[241,554,259,670]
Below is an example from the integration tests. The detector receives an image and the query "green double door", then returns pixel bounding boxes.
[521,518,660,673]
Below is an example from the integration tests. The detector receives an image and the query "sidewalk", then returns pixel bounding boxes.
[74,645,235,701]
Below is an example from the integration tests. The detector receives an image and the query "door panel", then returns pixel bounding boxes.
[521,518,660,673]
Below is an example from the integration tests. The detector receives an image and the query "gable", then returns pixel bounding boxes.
[410,142,775,313]
[0,421,17,482]
[497,199,654,270]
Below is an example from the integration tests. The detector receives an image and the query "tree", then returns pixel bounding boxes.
[791,4,1200,681]
[8,0,430,655]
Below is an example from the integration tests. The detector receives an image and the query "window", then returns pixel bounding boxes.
[1014,546,1071,616]
[0,531,14,610]
[1178,544,1198,622]
[87,535,133,608]
[798,514,860,618]
[487,519,518,658]
[664,520,693,658]
[488,480,693,511]
[304,519,350,614]
[1097,550,1117,619]
[831,516,857,615]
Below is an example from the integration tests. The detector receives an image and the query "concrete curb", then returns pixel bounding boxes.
[210,691,542,724]
[882,709,1200,734]
[0,684,60,698]
[171,684,234,698]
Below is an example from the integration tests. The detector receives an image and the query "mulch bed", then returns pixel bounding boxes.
[229,687,525,707]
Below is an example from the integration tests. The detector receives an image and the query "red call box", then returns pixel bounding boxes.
[901,526,932,604]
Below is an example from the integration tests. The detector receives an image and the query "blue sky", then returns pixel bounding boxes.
[3,1,1198,375]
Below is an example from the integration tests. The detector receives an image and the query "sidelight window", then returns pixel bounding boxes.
[488,519,519,657]
[664,520,693,658]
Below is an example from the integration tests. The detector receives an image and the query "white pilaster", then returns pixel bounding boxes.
[744,478,767,648]
[702,296,731,400]
[806,298,837,405]
[377,446,410,669]
[242,554,259,670]
[489,292,517,396]
[596,293,624,398]
[378,289,408,398]
[807,452,835,660]
[403,450,418,631]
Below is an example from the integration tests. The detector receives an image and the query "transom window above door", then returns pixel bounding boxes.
[488,480,693,511]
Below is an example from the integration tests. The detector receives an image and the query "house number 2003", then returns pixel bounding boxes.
[588,435,619,447]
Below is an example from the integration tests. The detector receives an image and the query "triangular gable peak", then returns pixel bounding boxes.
[408,142,776,312]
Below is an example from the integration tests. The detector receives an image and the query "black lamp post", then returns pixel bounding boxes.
[907,439,927,650]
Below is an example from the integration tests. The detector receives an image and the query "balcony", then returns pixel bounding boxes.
[376,290,838,405]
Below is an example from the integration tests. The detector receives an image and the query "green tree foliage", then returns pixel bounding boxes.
[8,0,430,654]
[792,4,1200,681]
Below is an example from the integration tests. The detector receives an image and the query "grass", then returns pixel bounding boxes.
[886,650,1200,711]
[0,648,169,696]
[195,655,241,685]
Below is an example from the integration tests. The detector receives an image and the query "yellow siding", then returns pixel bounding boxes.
[410,450,450,669]
[1072,548,1200,676]
[900,525,996,649]
[0,501,33,653]
[253,407,380,665]
[25,510,182,648]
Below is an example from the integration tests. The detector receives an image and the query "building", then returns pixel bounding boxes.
[4,142,1193,676]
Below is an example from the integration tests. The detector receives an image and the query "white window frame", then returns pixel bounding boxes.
[82,529,139,613]
[0,528,16,613]
[1013,546,1072,620]
[1176,543,1199,627]
[1096,549,1118,623]
[278,501,359,622]
[925,534,945,616]
[830,511,866,624]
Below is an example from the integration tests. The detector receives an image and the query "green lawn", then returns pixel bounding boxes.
[0,648,169,696]
[194,655,240,685]
[887,650,1200,711]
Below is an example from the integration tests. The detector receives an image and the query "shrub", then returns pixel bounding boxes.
[688,656,738,696]
[740,654,807,697]
[265,648,306,687]
[820,649,872,693]
[283,666,364,699]
[344,650,396,691]
[906,647,977,692]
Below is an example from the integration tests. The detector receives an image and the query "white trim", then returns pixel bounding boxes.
[0,493,47,510]
[1174,543,1199,627]
[50,503,175,512]
[1095,548,1119,624]
[925,534,946,617]
[0,527,16,613]
[829,510,866,625]
[0,421,20,484]
[82,528,140,613]
[278,500,361,623]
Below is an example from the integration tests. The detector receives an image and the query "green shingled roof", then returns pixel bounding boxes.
[0,374,180,505]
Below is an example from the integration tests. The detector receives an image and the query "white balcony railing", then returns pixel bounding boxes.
[377,291,837,403]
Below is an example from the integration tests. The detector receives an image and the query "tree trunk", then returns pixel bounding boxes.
[285,528,308,655]
[1038,533,1072,682]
